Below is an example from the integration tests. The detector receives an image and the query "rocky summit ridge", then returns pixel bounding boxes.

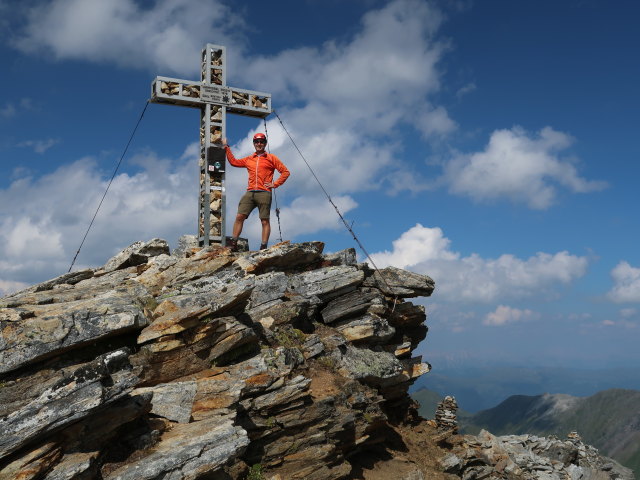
[0,238,634,480]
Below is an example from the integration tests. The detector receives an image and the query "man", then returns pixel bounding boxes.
[222,133,290,251]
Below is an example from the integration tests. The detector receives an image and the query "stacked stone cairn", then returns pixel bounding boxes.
[0,238,434,480]
[435,395,459,434]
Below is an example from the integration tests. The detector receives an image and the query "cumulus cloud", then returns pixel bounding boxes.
[0,139,361,293]
[607,261,640,303]
[1,103,16,118]
[215,0,454,203]
[242,0,452,136]
[14,0,453,200]
[0,279,29,297]
[483,305,539,326]
[444,126,607,209]
[371,224,589,303]
[455,82,476,99]
[13,0,244,76]
[18,138,60,153]
[0,148,197,292]
[620,308,637,318]
[0,98,36,119]
[233,194,358,245]
[1,0,460,292]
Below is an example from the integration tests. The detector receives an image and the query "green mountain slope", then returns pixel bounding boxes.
[412,388,443,419]
[460,388,640,474]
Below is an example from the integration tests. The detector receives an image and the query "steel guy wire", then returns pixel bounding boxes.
[272,109,399,309]
[263,116,283,243]
[68,100,150,272]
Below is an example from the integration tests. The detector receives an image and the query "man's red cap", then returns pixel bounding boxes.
[253,133,267,141]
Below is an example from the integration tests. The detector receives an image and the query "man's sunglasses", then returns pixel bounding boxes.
[253,139,267,144]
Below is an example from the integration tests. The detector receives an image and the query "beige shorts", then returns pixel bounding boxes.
[237,191,272,219]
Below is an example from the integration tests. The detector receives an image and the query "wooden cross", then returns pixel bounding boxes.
[150,44,272,246]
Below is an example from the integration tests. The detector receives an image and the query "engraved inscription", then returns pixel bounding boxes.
[201,85,231,104]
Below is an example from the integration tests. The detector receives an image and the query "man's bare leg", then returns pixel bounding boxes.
[229,214,247,251]
[260,219,271,249]
[233,214,248,238]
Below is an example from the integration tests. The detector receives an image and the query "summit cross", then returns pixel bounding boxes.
[150,44,272,247]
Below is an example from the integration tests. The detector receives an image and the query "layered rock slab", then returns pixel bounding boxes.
[1,238,438,480]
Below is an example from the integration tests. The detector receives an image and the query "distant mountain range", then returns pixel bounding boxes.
[412,387,640,474]
[411,365,640,412]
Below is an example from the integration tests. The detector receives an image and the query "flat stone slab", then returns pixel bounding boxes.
[364,266,434,298]
[135,381,197,423]
[138,276,254,344]
[103,415,249,480]
[233,241,324,274]
[339,345,403,386]
[288,266,364,301]
[0,349,138,459]
[334,313,395,344]
[321,289,385,324]
[102,238,170,273]
[0,286,150,374]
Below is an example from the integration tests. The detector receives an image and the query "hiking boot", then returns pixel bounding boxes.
[260,243,268,250]
[228,238,238,252]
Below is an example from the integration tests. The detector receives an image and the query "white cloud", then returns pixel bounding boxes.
[0,279,29,297]
[14,0,454,200]
[13,0,245,76]
[371,224,589,302]
[455,82,476,99]
[444,126,607,209]
[0,141,360,288]
[0,148,196,289]
[232,194,358,249]
[1,103,16,118]
[620,308,637,318]
[601,318,636,329]
[607,261,640,303]
[242,0,451,136]
[483,305,539,326]
[1,0,463,290]
[216,0,454,201]
[0,98,36,119]
[18,138,60,153]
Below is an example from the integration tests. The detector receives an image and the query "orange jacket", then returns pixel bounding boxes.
[225,147,290,192]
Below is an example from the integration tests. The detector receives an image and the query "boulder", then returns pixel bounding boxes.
[135,381,197,423]
[102,415,249,480]
[322,248,357,267]
[0,285,150,374]
[320,289,385,324]
[0,349,138,458]
[233,241,324,274]
[363,266,435,298]
[288,266,364,301]
[173,234,199,258]
[102,239,170,273]
[334,313,395,344]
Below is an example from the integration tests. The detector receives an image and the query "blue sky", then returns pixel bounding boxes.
[1,0,639,378]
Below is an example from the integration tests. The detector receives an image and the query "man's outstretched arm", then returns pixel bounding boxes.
[222,138,245,167]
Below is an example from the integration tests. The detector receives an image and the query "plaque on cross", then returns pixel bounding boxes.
[149,44,272,246]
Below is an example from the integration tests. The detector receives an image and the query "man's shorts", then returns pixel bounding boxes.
[237,190,272,219]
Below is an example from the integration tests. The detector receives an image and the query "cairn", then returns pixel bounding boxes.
[435,395,458,433]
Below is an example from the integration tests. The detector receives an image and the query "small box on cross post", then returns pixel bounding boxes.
[207,146,226,173]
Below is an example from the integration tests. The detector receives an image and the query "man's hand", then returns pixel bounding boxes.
[222,137,228,147]
[265,182,275,188]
